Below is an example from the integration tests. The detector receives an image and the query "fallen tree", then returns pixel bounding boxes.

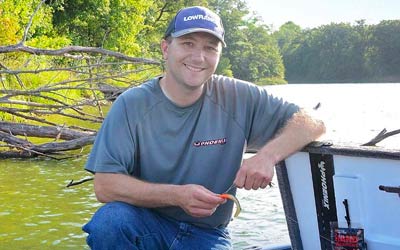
[0,0,162,159]
[0,53,160,159]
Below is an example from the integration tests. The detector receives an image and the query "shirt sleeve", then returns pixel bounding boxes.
[245,86,300,151]
[84,95,136,174]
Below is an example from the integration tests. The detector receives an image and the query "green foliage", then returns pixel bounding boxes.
[277,20,400,83]
[0,0,54,43]
[50,0,153,55]
[216,57,233,77]
[368,20,400,80]
[0,15,20,45]
[209,0,285,83]
[26,35,71,49]
[273,22,302,53]
[255,76,287,86]
[0,0,71,75]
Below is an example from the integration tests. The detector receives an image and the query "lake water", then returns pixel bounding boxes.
[1,83,399,249]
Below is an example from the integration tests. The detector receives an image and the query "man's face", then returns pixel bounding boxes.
[161,32,222,90]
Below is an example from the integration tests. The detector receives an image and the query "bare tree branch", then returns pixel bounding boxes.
[0,62,25,89]
[21,0,46,44]
[0,44,161,65]
[0,61,140,75]
[66,177,94,187]
[0,122,94,140]
[362,128,400,146]
[33,136,95,153]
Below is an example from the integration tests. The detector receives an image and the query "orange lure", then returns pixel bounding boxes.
[219,193,242,217]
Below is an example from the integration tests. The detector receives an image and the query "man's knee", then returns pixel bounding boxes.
[83,202,144,238]
[83,202,169,249]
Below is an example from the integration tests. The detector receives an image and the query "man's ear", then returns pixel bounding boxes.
[160,39,169,60]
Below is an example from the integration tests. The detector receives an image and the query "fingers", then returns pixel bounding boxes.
[185,199,221,217]
[233,167,246,189]
[188,206,219,218]
[235,168,273,190]
[181,184,224,217]
[260,179,271,189]
[234,156,275,190]
[246,176,271,190]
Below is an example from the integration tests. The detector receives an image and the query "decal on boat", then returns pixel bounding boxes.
[310,153,337,250]
[318,160,330,209]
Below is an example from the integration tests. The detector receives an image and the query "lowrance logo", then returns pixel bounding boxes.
[183,14,215,22]
[318,161,330,209]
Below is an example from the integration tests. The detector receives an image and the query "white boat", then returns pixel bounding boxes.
[263,141,400,250]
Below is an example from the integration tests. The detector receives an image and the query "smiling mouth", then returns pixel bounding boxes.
[184,64,204,72]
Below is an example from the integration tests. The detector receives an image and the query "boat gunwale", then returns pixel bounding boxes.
[303,141,400,160]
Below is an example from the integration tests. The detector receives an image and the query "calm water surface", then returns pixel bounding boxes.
[1,83,399,249]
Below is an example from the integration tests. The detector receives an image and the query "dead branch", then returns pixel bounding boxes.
[0,131,31,147]
[0,130,95,156]
[362,128,400,146]
[0,61,140,75]
[66,177,94,187]
[20,0,46,44]
[0,44,161,65]
[0,121,94,140]
[33,136,95,152]
[0,107,103,123]
[0,62,25,89]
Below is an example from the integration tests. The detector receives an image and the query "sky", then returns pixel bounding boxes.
[245,0,400,29]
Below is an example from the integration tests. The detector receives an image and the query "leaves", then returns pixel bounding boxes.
[276,20,400,83]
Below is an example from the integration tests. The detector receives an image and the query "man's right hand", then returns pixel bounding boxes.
[176,184,226,217]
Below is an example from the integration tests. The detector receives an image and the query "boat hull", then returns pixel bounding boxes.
[276,143,400,250]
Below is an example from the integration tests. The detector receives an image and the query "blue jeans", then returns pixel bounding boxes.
[83,201,232,250]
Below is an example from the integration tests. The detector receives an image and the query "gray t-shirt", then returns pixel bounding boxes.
[85,74,299,228]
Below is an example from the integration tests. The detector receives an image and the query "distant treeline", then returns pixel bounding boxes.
[1,0,399,84]
[276,20,400,83]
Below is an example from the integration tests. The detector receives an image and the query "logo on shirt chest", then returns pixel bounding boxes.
[193,138,227,147]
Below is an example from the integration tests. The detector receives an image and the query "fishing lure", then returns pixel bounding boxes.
[219,193,242,217]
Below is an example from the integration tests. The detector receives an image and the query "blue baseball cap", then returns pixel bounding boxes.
[164,6,226,47]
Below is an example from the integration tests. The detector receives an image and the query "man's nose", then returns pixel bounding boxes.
[191,48,205,62]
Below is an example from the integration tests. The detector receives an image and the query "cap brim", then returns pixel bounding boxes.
[171,28,226,47]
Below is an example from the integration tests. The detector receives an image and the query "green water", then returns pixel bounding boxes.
[0,156,288,249]
[0,157,100,249]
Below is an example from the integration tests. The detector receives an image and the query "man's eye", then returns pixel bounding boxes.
[183,42,193,47]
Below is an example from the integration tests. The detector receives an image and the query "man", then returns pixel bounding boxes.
[83,6,325,250]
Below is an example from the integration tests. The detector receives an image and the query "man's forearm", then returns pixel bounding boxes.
[93,172,225,217]
[257,109,325,165]
[93,172,181,207]
[234,110,325,190]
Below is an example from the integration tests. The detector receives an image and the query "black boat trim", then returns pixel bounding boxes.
[310,153,337,250]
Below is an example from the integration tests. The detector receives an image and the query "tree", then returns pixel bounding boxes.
[0,0,54,45]
[50,0,152,55]
[273,21,302,55]
[210,0,285,83]
[282,22,372,82]
[368,20,400,81]
[238,16,284,82]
